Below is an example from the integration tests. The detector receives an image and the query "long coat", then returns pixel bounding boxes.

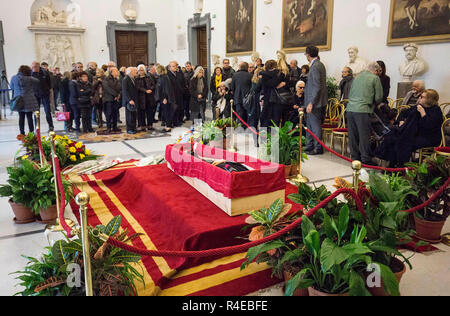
[231,70,253,106]
[122,76,139,109]
[10,73,40,112]
[136,75,156,110]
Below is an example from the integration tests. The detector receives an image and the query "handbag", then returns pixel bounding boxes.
[10,95,24,112]
[56,104,71,121]
[242,91,255,112]
[275,89,294,105]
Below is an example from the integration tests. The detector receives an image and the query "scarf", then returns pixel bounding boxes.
[215,74,222,88]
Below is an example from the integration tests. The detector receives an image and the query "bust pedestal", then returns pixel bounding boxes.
[397,82,413,100]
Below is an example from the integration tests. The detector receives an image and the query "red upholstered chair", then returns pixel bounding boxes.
[331,104,348,156]
[323,98,340,144]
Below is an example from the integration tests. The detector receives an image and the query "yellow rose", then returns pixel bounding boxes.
[85,149,91,156]
[68,140,73,145]
[75,142,83,149]
[69,147,77,153]
[80,154,85,160]
[70,155,77,162]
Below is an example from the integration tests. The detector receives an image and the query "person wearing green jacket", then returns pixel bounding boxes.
[347,62,383,165]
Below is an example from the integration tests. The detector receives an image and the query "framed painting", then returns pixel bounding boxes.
[281,0,334,53]
[387,0,450,45]
[226,0,256,56]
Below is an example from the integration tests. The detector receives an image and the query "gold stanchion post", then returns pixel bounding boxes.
[292,108,309,184]
[35,111,42,165]
[229,100,237,152]
[45,132,75,235]
[352,161,362,193]
[76,192,94,297]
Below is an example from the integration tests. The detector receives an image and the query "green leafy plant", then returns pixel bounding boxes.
[0,159,73,215]
[198,119,240,145]
[260,121,308,166]
[327,77,340,100]
[241,199,304,278]
[12,216,145,296]
[285,205,400,296]
[405,156,450,222]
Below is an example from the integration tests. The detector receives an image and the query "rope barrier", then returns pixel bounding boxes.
[304,128,411,173]
[400,177,450,214]
[232,110,298,138]
[35,128,47,165]
[54,157,74,238]
[104,188,366,258]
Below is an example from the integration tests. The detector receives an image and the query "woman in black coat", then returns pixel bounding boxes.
[260,60,285,128]
[189,66,208,123]
[136,65,157,131]
[374,89,444,167]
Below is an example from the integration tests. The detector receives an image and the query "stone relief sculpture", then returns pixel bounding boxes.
[232,56,239,71]
[34,0,68,26]
[399,43,427,82]
[345,46,367,77]
[40,35,75,71]
[212,54,221,68]
[121,0,139,22]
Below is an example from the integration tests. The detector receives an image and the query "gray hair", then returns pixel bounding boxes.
[413,80,425,90]
[126,67,137,76]
[367,62,381,72]
[290,59,298,66]
[296,80,306,90]
[193,66,204,79]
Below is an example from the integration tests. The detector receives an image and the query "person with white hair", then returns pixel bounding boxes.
[346,62,384,165]
[189,66,208,122]
[136,64,156,131]
[402,80,426,106]
[122,67,139,134]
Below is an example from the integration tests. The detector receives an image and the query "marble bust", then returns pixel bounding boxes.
[251,52,260,64]
[124,4,137,21]
[346,46,367,76]
[232,56,239,71]
[399,43,427,82]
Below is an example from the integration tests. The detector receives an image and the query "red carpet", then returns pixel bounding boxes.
[70,162,301,296]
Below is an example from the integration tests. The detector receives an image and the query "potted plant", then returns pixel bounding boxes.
[260,121,308,178]
[285,205,401,296]
[0,158,36,224]
[405,156,450,243]
[241,199,307,296]
[199,118,240,149]
[12,216,145,296]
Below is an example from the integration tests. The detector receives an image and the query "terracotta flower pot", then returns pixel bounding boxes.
[9,199,35,224]
[283,271,309,297]
[367,257,406,297]
[39,205,58,224]
[285,165,291,179]
[414,215,446,243]
[308,287,348,297]
[290,165,299,177]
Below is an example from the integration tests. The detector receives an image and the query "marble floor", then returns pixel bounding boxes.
[0,107,448,296]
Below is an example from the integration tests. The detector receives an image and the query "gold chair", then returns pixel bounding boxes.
[322,98,340,143]
[434,118,450,158]
[330,104,348,156]
[392,98,404,109]
[387,97,395,109]
[395,105,411,121]
[440,103,450,117]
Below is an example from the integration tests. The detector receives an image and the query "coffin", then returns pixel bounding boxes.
[165,143,286,217]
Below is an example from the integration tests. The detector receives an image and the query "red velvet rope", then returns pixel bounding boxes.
[305,128,411,173]
[400,177,450,214]
[54,157,73,238]
[105,188,366,258]
[232,111,297,138]
[35,128,47,164]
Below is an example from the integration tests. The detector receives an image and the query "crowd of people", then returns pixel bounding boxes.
[9,44,446,167]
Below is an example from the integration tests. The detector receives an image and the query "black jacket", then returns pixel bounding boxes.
[136,75,156,109]
[260,70,283,104]
[189,76,209,103]
[231,70,253,105]
[122,76,139,108]
[103,75,121,103]
[76,81,93,109]
[31,68,52,97]
[168,70,185,105]
[222,67,235,81]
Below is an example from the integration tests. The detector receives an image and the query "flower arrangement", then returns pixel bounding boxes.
[17,133,99,168]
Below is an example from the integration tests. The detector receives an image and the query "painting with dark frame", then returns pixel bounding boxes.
[226,0,256,56]
[388,0,450,45]
[282,0,333,52]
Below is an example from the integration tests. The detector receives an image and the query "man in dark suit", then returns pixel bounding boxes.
[31,61,54,132]
[304,46,328,155]
[122,67,139,134]
[167,61,185,126]
[231,62,253,125]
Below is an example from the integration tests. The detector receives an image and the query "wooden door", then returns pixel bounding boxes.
[196,27,207,72]
[115,31,148,68]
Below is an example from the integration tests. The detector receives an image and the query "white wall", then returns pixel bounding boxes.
[1,0,449,101]
[0,0,177,79]
[175,0,450,102]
